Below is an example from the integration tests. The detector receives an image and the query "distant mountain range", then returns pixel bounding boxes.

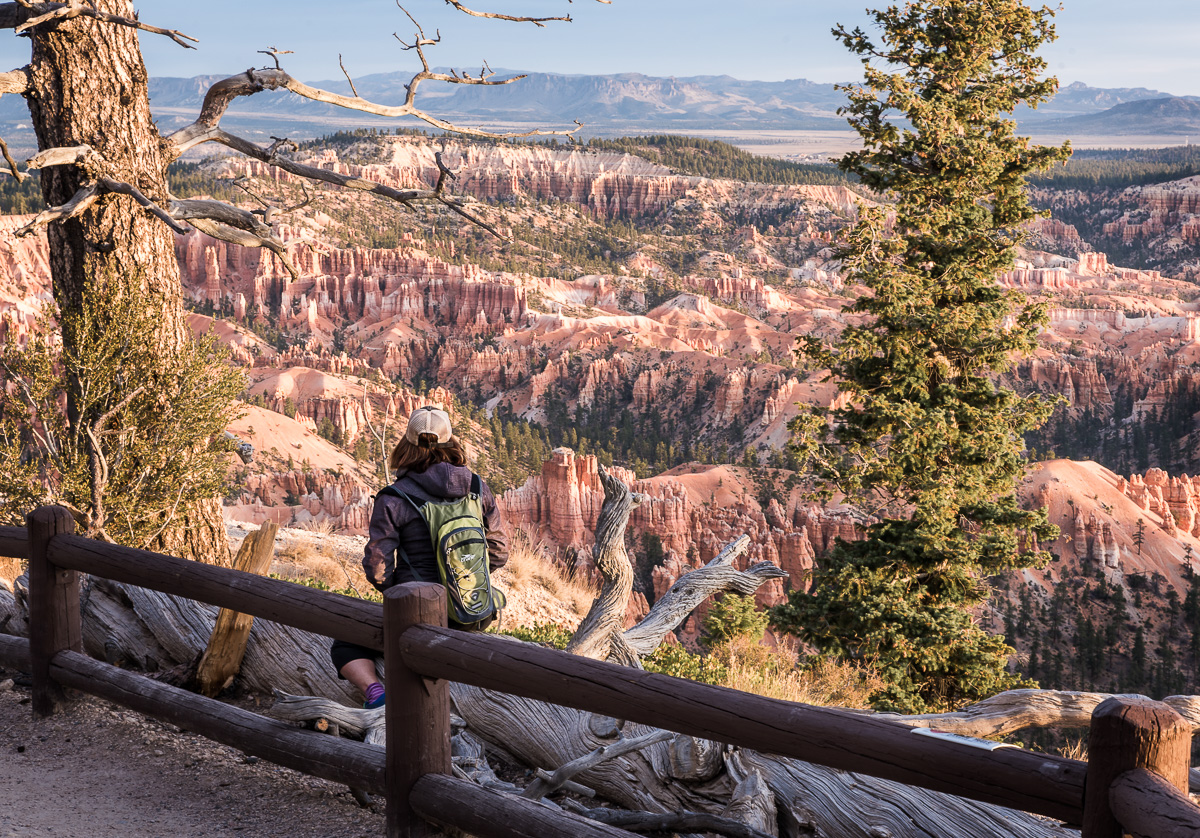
[1,71,1197,145]
[1033,95,1200,135]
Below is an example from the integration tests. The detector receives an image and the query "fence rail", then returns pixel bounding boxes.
[2,505,1199,838]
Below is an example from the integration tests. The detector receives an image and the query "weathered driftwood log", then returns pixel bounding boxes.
[871,687,1200,737]
[622,535,785,657]
[564,466,643,665]
[520,729,673,800]
[195,521,278,696]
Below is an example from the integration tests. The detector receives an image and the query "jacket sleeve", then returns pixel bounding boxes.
[480,480,509,572]
[363,493,402,591]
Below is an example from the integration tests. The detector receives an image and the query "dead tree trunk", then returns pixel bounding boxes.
[565,467,642,665]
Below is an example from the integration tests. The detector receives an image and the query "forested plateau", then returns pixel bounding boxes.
[4,133,1200,700]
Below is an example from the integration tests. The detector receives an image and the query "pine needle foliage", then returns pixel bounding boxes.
[0,274,244,546]
[771,0,1069,712]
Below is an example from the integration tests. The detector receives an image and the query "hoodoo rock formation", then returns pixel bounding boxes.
[176,227,530,339]
[1118,469,1200,538]
[500,448,866,608]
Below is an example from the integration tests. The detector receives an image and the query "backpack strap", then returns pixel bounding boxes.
[470,472,481,497]
[376,483,430,583]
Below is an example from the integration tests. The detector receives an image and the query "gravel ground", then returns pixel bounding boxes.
[0,669,385,838]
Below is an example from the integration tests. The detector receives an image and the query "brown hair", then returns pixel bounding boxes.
[389,434,467,477]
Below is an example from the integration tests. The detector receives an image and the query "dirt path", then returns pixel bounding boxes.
[0,669,384,838]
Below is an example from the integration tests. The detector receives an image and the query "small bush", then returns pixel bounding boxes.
[503,623,573,648]
[702,593,769,646]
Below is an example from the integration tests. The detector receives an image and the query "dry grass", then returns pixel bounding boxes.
[498,533,597,618]
[1058,736,1088,761]
[300,518,336,536]
[270,533,371,596]
[713,636,884,709]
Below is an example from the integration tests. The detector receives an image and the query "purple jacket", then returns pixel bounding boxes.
[362,462,508,592]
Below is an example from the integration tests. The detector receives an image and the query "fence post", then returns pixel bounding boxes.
[384,582,451,838]
[1082,695,1191,838]
[26,505,79,718]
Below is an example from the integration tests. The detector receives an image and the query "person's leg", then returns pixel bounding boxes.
[330,640,385,707]
[339,657,381,695]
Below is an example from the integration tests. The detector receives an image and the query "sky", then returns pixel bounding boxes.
[133,1,1200,94]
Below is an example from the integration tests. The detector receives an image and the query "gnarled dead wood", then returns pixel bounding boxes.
[669,732,724,781]
[871,687,1200,738]
[0,68,25,180]
[565,804,777,838]
[13,183,97,236]
[622,535,786,656]
[521,729,673,800]
[2,1,197,48]
[723,754,778,837]
[564,466,642,663]
[272,690,385,742]
[442,0,573,27]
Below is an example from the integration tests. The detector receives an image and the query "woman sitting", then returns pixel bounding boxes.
[330,406,508,708]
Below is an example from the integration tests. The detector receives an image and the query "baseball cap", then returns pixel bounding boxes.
[404,406,453,446]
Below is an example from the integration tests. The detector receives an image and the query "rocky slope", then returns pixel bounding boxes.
[5,135,1200,694]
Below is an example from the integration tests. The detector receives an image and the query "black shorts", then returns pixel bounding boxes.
[329,639,378,677]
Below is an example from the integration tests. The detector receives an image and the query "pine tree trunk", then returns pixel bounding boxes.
[23,1,230,565]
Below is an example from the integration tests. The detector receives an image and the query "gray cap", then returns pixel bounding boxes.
[405,406,453,446]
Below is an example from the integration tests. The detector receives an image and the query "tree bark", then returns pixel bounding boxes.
[22,0,229,565]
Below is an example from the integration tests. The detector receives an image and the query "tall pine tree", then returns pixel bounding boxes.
[771,0,1069,712]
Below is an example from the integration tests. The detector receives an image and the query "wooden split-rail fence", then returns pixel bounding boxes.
[2,505,1200,838]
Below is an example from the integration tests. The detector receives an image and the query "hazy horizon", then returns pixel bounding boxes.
[135,0,1200,97]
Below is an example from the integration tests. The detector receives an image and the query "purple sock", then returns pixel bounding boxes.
[364,682,385,705]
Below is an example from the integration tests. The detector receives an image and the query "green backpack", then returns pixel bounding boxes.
[378,474,506,629]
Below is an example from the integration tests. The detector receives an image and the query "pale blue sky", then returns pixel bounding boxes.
[135,1,1198,94]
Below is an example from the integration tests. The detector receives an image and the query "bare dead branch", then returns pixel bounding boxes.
[25,143,103,173]
[8,1,197,48]
[395,3,441,50]
[180,128,425,205]
[521,729,673,800]
[565,466,644,662]
[231,176,274,211]
[281,182,313,214]
[0,67,30,95]
[338,54,361,99]
[0,136,22,181]
[231,175,312,225]
[530,769,595,799]
[441,0,571,27]
[265,136,299,158]
[14,183,98,236]
[434,149,456,193]
[360,383,391,487]
[256,46,293,71]
[19,144,186,233]
[167,66,568,148]
[621,536,786,656]
[563,804,777,838]
[167,198,300,279]
[177,128,506,237]
[96,178,188,234]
